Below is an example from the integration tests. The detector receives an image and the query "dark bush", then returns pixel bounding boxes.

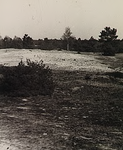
[102,43,116,56]
[105,71,123,78]
[0,59,55,96]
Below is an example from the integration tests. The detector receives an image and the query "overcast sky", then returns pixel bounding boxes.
[0,0,123,40]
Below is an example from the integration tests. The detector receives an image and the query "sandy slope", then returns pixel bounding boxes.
[0,49,113,72]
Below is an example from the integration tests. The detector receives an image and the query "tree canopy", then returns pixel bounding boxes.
[99,27,118,56]
[99,27,118,42]
[62,27,72,40]
[62,27,75,50]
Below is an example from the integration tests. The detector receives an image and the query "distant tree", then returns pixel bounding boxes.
[118,39,123,53]
[99,27,118,42]
[99,27,118,56]
[73,38,82,53]
[43,38,49,50]
[3,36,12,48]
[0,36,3,48]
[62,27,75,50]
[89,36,96,41]
[88,36,98,52]
[22,34,34,49]
[12,36,23,49]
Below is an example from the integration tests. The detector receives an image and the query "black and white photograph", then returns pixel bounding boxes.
[0,0,123,149]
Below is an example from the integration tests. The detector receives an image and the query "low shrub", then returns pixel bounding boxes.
[106,71,123,78]
[0,59,55,96]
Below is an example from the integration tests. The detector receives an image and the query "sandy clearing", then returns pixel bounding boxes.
[0,49,113,72]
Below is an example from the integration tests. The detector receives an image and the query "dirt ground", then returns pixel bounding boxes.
[0,51,123,150]
[0,49,113,72]
[0,69,123,150]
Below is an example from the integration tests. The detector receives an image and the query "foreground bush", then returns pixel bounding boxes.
[0,59,55,96]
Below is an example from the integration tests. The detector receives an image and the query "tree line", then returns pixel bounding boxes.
[0,27,123,56]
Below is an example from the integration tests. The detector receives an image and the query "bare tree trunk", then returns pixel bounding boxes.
[67,39,69,50]
[67,43,69,51]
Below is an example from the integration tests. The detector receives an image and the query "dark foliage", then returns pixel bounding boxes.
[0,59,55,96]
[99,27,118,42]
[12,36,23,49]
[99,27,118,56]
[106,71,123,79]
[3,36,12,48]
[102,42,116,56]
[22,34,34,49]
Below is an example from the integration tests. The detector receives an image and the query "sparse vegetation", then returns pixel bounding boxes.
[0,51,123,149]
